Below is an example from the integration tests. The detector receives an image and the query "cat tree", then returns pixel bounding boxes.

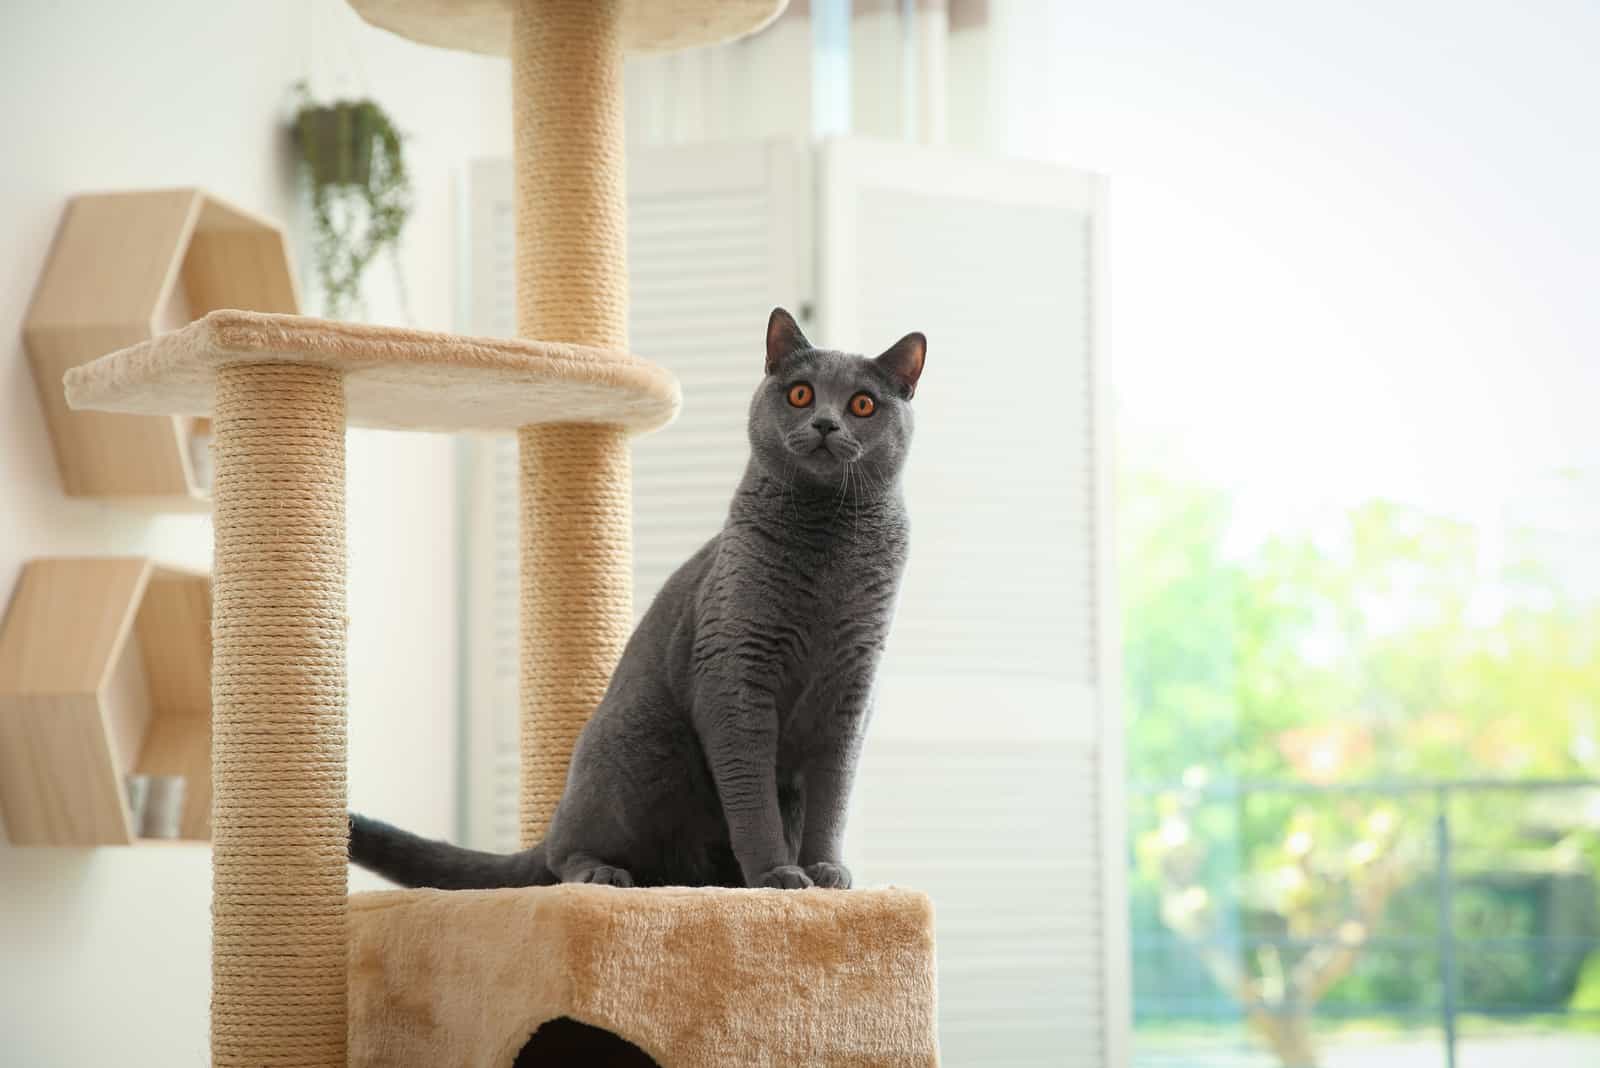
[63,1,936,1065]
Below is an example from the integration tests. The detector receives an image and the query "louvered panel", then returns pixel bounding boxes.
[822,138,1121,1066]
[485,435,521,851]
[458,424,521,851]
[457,158,522,850]
[852,739,1105,1066]
[851,181,1097,686]
[628,141,806,617]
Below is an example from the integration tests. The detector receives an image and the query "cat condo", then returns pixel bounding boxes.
[61,1,938,1064]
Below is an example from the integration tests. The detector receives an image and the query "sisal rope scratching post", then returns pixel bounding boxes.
[210,362,347,1067]
[512,0,635,842]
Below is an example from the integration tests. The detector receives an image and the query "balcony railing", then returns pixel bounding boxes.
[1129,778,1600,1068]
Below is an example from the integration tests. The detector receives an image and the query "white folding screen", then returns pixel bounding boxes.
[820,137,1126,1066]
[457,137,1126,1066]
[625,140,810,611]
[457,157,522,850]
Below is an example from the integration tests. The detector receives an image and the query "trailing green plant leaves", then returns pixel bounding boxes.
[291,85,412,318]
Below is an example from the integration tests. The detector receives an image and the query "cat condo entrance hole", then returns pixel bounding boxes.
[513,1017,661,1067]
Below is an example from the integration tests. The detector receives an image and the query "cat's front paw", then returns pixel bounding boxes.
[804,861,852,889]
[573,864,635,888]
[758,864,814,890]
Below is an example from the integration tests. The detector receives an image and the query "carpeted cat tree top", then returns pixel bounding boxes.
[63,1,939,1066]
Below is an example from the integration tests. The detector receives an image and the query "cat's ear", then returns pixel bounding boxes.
[875,331,927,399]
[766,307,811,375]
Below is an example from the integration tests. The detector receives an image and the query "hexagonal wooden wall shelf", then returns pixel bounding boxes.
[0,558,212,846]
[23,189,301,510]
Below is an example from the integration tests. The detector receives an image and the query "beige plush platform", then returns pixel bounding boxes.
[62,309,680,433]
[348,884,940,1067]
[350,0,787,56]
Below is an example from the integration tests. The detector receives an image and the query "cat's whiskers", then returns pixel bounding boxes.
[855,461,888,538]
[849,461,862,539]
[858,461,881,527]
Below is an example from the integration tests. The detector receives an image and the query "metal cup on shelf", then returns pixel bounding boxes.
[125,773,151,833]
[140,775,187,839]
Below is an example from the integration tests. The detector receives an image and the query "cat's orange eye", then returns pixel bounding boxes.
[849,392,877,418]
[787,382,814,408]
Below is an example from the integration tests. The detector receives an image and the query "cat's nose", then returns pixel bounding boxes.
[812,416,840,436]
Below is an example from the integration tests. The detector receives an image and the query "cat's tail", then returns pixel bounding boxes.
[347,812,558,889]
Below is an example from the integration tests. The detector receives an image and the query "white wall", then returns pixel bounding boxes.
[0,2,509,1063]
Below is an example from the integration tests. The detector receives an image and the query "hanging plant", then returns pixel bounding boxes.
[290,83,413,318]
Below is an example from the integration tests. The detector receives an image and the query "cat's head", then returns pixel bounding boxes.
[747,307,926,493]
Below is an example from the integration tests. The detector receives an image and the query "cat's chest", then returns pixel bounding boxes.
[764,543,895,634]
[767,545,899,686]
[704,515,906,672]
[775,570,892,746]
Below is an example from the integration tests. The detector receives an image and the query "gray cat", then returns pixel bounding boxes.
[348,308,925,891]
